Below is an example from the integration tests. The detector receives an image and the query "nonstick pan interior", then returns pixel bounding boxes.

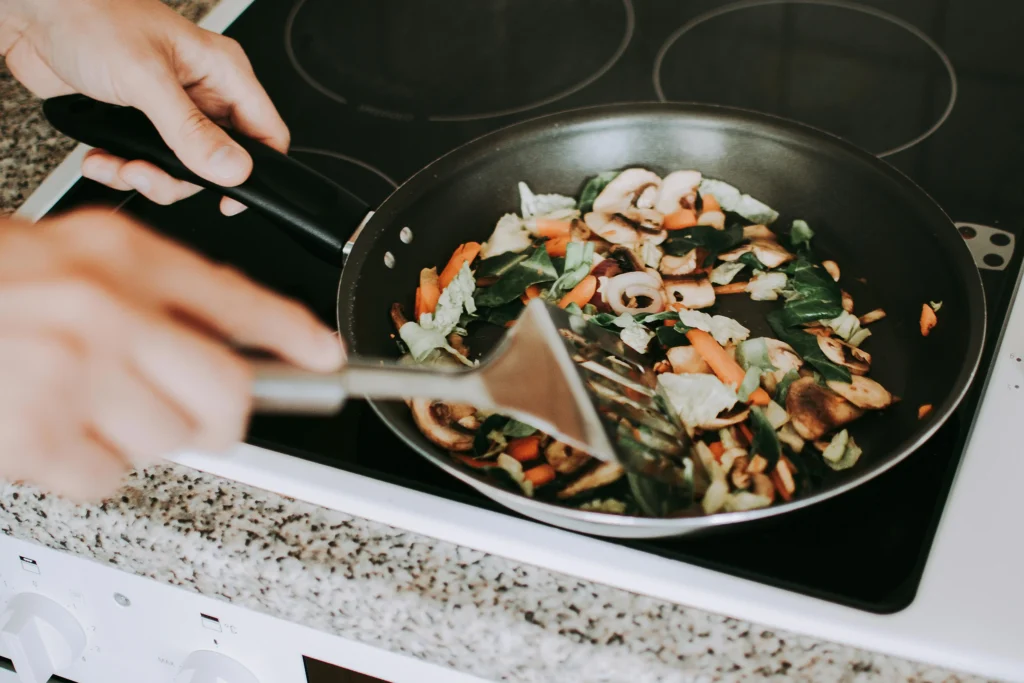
[340,103,984,531]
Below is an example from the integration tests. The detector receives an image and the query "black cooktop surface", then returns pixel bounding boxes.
[47,0,1024,614]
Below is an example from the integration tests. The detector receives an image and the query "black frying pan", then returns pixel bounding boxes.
[42,95,985,538]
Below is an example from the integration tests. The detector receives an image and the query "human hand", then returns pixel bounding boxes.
[0,0,286,215]
[0,208,343,501]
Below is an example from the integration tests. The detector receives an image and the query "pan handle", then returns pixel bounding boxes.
[42,94,370,265]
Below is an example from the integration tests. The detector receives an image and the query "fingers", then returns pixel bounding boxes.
[82,151,203,204]
[44,433,129,503]
[48,210,344,372]
[124,72,253,188]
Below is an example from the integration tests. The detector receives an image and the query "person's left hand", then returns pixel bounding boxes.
[0,0,288,215]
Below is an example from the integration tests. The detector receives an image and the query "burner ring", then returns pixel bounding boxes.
[289,147,399,189]
[651,0,958,158]
[284,0,636,123]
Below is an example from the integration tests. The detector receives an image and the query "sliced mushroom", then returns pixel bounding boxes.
[410,399,476,451]
[654,170,702,215]
[608,244,646,272]
[785,377,864,441]
[765,339,804,373]
[659,250,701,276]
[826,376,893,410]
[390,303,409,332]
[859,308,887,325]
[751,473,776,503]
[731,455,751,489]
[593,168,663,215]
[544,441,592,475]
[751,240,796,269]
[585,212,639,246]
[666,346,712,374]
[841,290,854,313]
[571,217,592,242]
[818,337,871,375]
[703,406,751,430]
[742,224,776,241]
[822,260,840,281]
[664,276,715,309]
[556,461,625,499]
[719,243,754,262]
[697,211,726,230]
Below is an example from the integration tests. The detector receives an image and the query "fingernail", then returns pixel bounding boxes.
[208,145,248,182]
[222,198,248,216]
[122,170,151,193]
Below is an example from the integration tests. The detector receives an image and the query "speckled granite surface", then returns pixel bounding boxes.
[0,2,991,682]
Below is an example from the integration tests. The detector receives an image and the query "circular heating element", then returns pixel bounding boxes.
[289,147,399,201]
[652,0,957,157]
[285,0,635,122]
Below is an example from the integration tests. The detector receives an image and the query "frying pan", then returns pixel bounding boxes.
[43,96,985,539]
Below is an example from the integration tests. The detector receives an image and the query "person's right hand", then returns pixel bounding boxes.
[0,207,344,502]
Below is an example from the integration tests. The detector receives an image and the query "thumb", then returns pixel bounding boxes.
[128,74,252,188]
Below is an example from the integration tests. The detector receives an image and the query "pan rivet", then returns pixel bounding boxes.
[400,227,413,244]
[384,251,395,268]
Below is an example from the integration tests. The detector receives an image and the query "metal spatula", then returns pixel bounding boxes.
[251,299,691,486]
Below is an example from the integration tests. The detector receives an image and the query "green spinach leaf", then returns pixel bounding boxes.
[774,369,801,404]
[578,171,620,214]
[475,251,530,280]
[474,247,557,307]
[502,419,537,438]
[663,224,745,265]
[738,251,767,272]
[656,326,690,348]
[547,242,595,301]
[767,311,851,382]
[749,406,781,468]
[789,219,814,250]
[473,299,525,327]
[473,414,509,456]
[773,257,844,327]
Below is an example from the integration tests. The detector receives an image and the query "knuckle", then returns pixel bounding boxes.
[178,108,218,145]
[56,277,126,334]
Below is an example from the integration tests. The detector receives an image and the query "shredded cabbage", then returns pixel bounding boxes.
[481,213,532,258]
[420,262,476,336]
[825,310,872,347]
[658,373,739,432]
[737,367,761,401]
[497,453,534,497]
[790,219,814,248]
[822,429,862,470]
[678,310,750,346]
[608,312,655,353]
[578,499,628,514]
[639,240,663,269]
[698,178,779,224]
[518,181,577,219]
[736,338,778,372]
[745,272,788,301]
[710,261,746,285]
[398,322,473,366]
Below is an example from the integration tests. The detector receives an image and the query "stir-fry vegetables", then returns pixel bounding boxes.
[393,168,903,517]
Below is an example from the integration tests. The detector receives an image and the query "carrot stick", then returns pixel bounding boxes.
[524,463,556,487]
[419,267,441,316]
[521,284,542,304]
[545,236,571,257]
[713,281,749,295]
[663,209,698,230]
[920,303,938,336]
[738,423,754,446]
[701,193,721,213]
[508,435,541,462]
[535,219,572,239]
[558,275,598,309]
[686,329,770,406]
[454,454,497,470]
[439,242,481,290]
[709,441,725,462]
[414,286,424,320]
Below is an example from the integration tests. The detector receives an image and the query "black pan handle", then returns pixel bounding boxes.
[42,94,370,265]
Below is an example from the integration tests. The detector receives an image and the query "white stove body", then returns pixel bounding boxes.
[10,0,1024,681]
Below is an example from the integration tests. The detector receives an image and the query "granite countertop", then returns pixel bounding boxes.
[0,2,985,682]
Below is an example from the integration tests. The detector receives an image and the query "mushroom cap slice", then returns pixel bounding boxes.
[818,336,871,375]
[664,276,716,310]
[666,345,713,374]
[697,210,726,230]
[785,377,864,441]
[750,240,796,269]
[557,461,625,499]
[654,170,702,215]
[703,407,752,430]
[742,224,776,241]
[585,212,640,246]
[544,441,592,475]
[593,168,663,215]
[765,339,804,373]
[411,399,476,451]
[826,376,893,410]
[659,251,701,276]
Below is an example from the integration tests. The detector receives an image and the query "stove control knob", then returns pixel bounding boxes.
[0,593,86,683]
[174,650,259,683]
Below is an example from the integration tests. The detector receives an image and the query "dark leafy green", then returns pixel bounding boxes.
[547,242,595,301]
[789,219,814,251]
[767,311,851,382]
[473,414,509,456]
[474,247,557,307]
[738,251,767,272]
[578,171,619,214]
[641,311,680,324]
[749,406,781,469]
[663,224,745,266]
[656,326,690,348]
[469,299,524,327]
[773,257,843,327]
[774,369,800,404]
[502,419,537,438]
[626,470,694,517]
[475,251,530,280]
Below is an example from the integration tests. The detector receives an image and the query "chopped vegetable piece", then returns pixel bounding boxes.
[686,329,771,406]
[535,219,573,239]
[524,463,556,487]
[859,309,887,325]
[419,267,441,316]
[578,498,628,514]
[544,236,571,257]
[771,459,796,501]
[578,171,619,214]
[421,262,477,335]
[414,286,424,320]
[698,178,779,224]
[764,400,789,429]
[677,310,750,346]
[737,367,761,402]
[474,247,558,307]
[714,281,749,295]
[774,369,801,404]
[519,182,577,219]
[920,303,938,336]
[709,441,726,461]
[502,419,537,438]
[746,272,788,301]
[558,275,598,309]
[663,224,744,265]
[749,406,781,468]
[701,193,721,213]
[521,284,542,303]
[736,338,778,373]
[548,242,595,301]
[930,300,943,313]
[918,404,933,419]
[821,429,862,471]
[767,311,851,383]
[658,373,739,433]
[439,242,481,290]
[738,423,755,447]
[497,454,534,496]
[663,208,698,230]
[789,219,814,249]
[710,261,746,286]
[774,257,844,327]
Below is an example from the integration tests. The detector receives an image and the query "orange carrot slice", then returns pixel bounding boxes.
[713,281,749,295]
[701,193,721,213]
[918,404,933,419]
[419,267,441,316]
[524,463,556,487]
[738,423,755,446]
[535,219,572,239]
[920,303,938,336]
[709,441,725,462]
[663,209,698,230]
[439,242,481,290]
[508,435,541,462]
[686,329,770,406]
[454,454,496,470]
[545,236,571,257]
[558,275,598,309]
[414,286,424,320]
[520,284,542,304]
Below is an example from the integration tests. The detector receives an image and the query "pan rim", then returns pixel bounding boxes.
[340,101,987,532]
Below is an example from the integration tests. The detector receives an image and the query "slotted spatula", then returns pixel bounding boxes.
[251,299,691,486]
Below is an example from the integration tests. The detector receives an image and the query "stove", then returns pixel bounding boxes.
[22,0,1024,679]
